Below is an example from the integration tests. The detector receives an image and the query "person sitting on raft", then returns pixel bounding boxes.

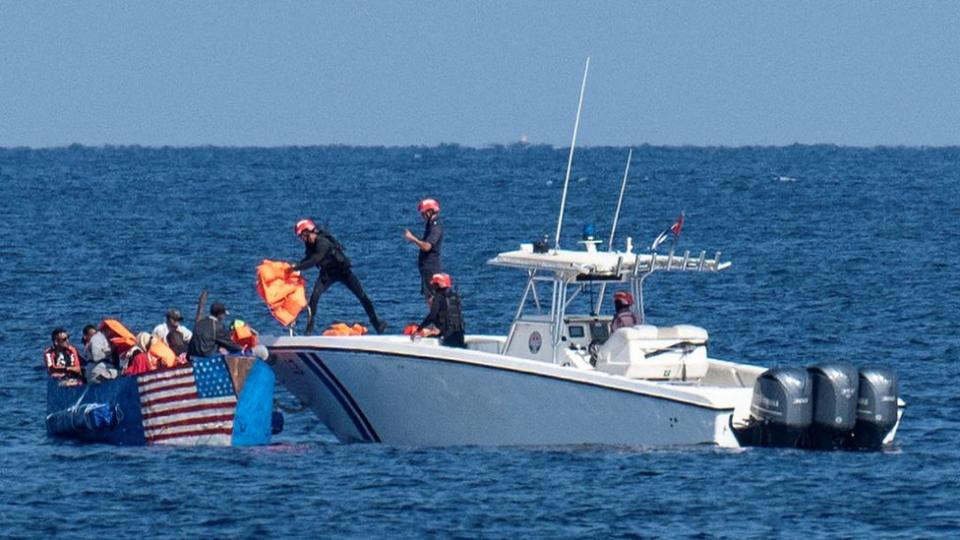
[411,273,466,349]
[44,328,84,384]
[152,308,192,357]
[81,324,119,383]
[187,302,243,359]
[123,333,155,376]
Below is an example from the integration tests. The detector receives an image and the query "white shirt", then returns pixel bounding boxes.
[84,331,112,362]
[152,322,193,343]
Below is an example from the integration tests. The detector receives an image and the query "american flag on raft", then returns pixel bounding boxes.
[137,357,238,445]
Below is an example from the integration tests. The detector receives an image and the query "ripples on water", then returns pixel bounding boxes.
[1,145,958,538]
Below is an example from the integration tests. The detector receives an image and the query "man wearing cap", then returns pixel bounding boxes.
[152,308,194,356]
[187,302,242,358]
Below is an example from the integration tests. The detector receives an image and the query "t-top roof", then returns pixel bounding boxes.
[487,244,731,280]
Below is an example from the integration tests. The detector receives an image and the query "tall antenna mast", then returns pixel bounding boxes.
[553,57,590,249]
[595,148,633,315]
[607,148,632,251]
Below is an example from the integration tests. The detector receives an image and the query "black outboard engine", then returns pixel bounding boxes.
[846,367,899,450]
[737,367,813,448]
[807,363,859,450]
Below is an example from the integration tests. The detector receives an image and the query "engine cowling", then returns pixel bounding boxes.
[847,367,899,450]
[807,362,860,450]
[737,367,813,448]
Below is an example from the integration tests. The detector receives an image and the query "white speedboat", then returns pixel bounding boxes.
[264,240,902,449]
[265,62,902,449]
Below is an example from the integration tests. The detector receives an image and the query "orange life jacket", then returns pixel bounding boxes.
[99,319,137,355]
[148,337,178,368]
[322,322,368,336]
[231,322,258,349]
[402,323,439,337]
[44,344,83,380]
[256,260,308,326]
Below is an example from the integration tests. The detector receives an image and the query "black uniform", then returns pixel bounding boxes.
[418,217,444,297]
[188,316,242,358]
[291,228,383,335]
[416,288,465,348]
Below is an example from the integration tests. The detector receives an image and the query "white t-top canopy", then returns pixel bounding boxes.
[488,244,731,281]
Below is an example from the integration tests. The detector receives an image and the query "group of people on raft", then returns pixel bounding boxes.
[45,196,639,383]
[44,302,259,386]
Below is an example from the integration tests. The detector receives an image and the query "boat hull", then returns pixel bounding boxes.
[46,356,277,446]
[269,342,741,447]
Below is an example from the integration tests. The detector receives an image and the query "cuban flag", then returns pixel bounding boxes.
[137,357,238,445]
[650,211,685,251]
[670,211,685,237]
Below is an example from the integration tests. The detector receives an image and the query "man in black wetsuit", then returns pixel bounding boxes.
[403,198,443,301]
[188,302,243,358]
[290,218,386,335]
[412,273,465,348]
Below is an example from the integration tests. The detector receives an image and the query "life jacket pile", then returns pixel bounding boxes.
[256,260,308,326]
[322,323,368,336]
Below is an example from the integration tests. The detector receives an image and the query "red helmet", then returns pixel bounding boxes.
[430,273,452,289]
[418,198,440,215]
[294,219,316,237]
[613,291,634,307]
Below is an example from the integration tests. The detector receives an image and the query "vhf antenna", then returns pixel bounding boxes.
[553,57,590,249]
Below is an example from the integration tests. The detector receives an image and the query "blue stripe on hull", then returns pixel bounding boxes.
[297,353,380,443]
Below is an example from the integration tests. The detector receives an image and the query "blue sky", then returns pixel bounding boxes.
[2,2,959,147]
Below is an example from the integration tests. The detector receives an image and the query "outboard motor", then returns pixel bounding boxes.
[737,367,813,448]
[807,363,859,450]
[846,367,899,450]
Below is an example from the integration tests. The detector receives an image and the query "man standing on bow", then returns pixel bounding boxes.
[290,219,386,335]
[403,198,444,301]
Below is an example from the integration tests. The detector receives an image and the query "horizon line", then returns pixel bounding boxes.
[3,142,960,152]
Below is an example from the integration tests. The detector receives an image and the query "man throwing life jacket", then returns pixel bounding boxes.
[290,219,387,335]
[412,273,465,348]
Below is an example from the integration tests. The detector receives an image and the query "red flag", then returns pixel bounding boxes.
[670,212,685,236]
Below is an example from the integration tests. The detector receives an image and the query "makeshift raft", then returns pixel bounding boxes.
[46,355,281,446]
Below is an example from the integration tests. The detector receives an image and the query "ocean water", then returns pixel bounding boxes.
[1,145,958,538]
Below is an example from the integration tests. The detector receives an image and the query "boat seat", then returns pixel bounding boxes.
[594,324,709,381]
